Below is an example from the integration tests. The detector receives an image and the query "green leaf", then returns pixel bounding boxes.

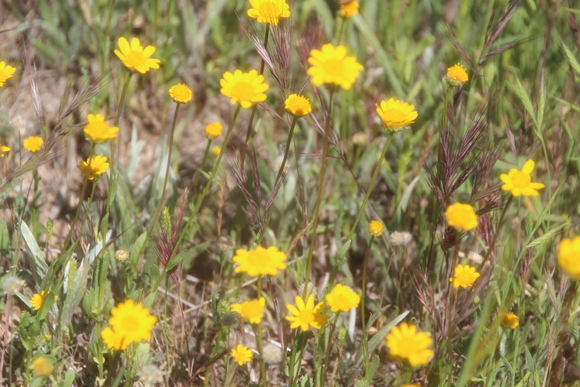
[60,369,76,387]
[0,220,10,250]
[61,258,90,327]
[20,221,48,279]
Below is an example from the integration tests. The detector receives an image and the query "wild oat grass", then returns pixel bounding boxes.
[0,1,579,386]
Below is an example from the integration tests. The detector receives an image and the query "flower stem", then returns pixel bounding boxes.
[191,139,212,196]
[322,313,340,386]
[147,103,180,239]
[111,72,132,173]
[148,104,241,297]
[239,25,270,169]
[361,235,375,378]
[259,116,299,244]
[346,133,393,243]
[303,90,336,298]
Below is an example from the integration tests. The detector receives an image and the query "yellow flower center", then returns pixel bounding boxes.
[125,51,146,68]
[298,309,315,324]
[321,59,344,78]
[121,315,139,330]
[231,81,253,101]
[248,249,271,267]
[384,109,406,123]
[511,171,531,188]
[259,2,280,18]
[457,272,474,285]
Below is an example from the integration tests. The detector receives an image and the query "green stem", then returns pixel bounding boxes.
[111,72,132,172]
[148,104,241,296]
[259,116,299,244]
[191,139,212,196]
[322,313,340,386]
[346,133,393,243]
[441,86,453,131]
[147,103,180,239]
[303,90,336,298]
[361,235,374,378]
[240,25,270,169]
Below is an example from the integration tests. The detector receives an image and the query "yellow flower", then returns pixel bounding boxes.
[232,246,287,277]
[205,122,223,139]
[114,37,160,74]
[23,136,44,153]
[449,264,480,288]
[385,322,433,367]
[368,220,384,236]
[231,344,253,365]
[1,145,11,157]
[499,313,519,329]
[0,61,16,87]
[285,94,312,117]
[286,295,329,331]
[444,203,478,231]
[220,70,269,109]
[169,83,193,104]
[30,291,58,311]
[77,155,110,180]
[325,284,360,312]
[211,145,221,156]
[401,385,422,387]
[446,63,468,86]
[32,356,54,377]
[376,98,418,131]
[307,44,363,90]
[231,297,266,324]
[500,159,545,197]
[247,0,290,25]
[101,299,157,350]
[339,1,359,18]
[557,237,580,280]
[83,114,119,144]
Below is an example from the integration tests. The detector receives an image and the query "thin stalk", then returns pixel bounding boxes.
[346,133,393,243]
[441,86,453,131]
[361,235,375,378]
[240,25,270,169]
[322,313,340,386]
[148,104,241,296]
[147,104,180,239]
[111,72,133,172]
[259,116,299,244]
[303,90,336,297]
[191,139,212,196]
[255,276,267,386]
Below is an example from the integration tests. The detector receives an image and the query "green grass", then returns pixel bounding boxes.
[0,0,579,386]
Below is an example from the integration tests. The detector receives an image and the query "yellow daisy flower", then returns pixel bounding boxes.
[231,344,253,365]
[446,63,468,86]
[339,1,359,18]
[232,246,287,277]
[450,264,480,288]
[30,290,58,311]
[385,322,433,367]
[368,220,384,236]
[32,356,54,377]
[210,145,221,156]
[285,94,312,117]
[101,299,157,350]
[220,69,269,108]
[376,98,418,131]
[247,0,290,25]
[114,37,161,74]
[557,236,580,280]
[77,155,109,180]
[0,61,16,87]
[286,295,329,331]
[325,284,360,313]
[499,312,519,329]
[307,44,363,90]
[169,83,193,104]
[23,136,44,153]
[444,203,478,231]
[231,297,266,324]
[500,159,545,197]
[205,122,223,139]
[1,145,11,157]
[83,114,119,144]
